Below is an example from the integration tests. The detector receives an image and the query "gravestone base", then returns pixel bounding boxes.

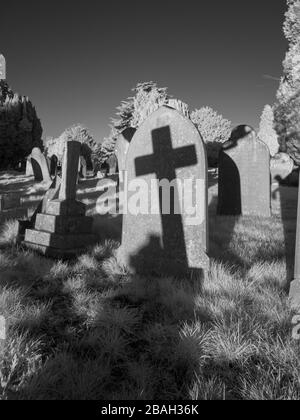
[23,199,97,259]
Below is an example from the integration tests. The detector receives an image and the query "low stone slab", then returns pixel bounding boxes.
[35,213,93,234]
[24,229,97,250]
[22,243,92,259]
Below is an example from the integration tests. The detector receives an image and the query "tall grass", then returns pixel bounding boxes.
[0,183,299,400]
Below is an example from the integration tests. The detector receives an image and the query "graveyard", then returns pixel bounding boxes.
[1,0,300,403]
[0,127,300,398]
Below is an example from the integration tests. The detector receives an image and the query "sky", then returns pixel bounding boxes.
[0,0,287,142]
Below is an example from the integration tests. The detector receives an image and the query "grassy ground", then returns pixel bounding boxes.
[0,172,300,400]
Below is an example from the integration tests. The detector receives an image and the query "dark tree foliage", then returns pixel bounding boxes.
[0,80,43,170]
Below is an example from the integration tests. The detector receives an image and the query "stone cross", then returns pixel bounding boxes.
[59,141,81,201]
[0,54,6,80]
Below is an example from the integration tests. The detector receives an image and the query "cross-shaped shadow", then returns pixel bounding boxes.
[129,125,202,278]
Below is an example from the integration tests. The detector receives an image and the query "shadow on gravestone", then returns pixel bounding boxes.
[118,107,209,278]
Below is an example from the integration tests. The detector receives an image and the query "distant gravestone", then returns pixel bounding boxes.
[115,128,136,182]
[23,141,97,258]
[218,125,271,217]
[31,148,51,183]
[271,153,294,184]
[0,54,6,80]
[107,154,118,175]
[117,106,209,276]
[79,156,87,179]
[50,155,58,177]
[26,156,33,176]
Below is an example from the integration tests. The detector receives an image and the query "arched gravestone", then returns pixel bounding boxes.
[31,148,51,183]
[115,127,136,176]
[218,125,271,217]
[117,106,210,276]
[107,154,118,175]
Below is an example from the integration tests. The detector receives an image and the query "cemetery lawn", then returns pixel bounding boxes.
[0,173,300,400]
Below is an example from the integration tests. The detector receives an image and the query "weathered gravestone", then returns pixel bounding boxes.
[50,155,58,177]
[23,141,97,258]
[117,106,210,276]
[107,154,119,176]
[218,125,271,217]
[79,155,87,179]
[271,153,294,185]
[0,54,6,80]
[115,128,136,182]
[26,155,34,176]
[31,148,51,183]
[290,185,300,309]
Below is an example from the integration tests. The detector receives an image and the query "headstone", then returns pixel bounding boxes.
[26,156,34,176]
[79,155,87,179]
[290,182,300,309]
[271,153,294,184]
[0,54,6,80]
[31,148,51,183]
[23,141,97,258]
[115,128,136,182]
[50,155,58,177]
[117,106,209,276]
[218,125,271,217]
[107,154,118,176]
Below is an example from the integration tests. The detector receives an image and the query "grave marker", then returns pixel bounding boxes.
[23,141,97,258]
[218,125,271,217]
[117,106,209,276]
[31,148,52,183]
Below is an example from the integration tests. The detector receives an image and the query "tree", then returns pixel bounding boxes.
[0,82,43,170]
[45,124,98,169]
[274,89,300,164]
[274,0,300,158]
[190,107,232,167]
[258,105,279,157]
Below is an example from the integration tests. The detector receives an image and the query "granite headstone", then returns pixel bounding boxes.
[218,125,271,217]
[117,106,209,276]
[31,148,51,183]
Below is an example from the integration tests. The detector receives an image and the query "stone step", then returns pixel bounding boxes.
[34,213,93,234]
[24,229,97,250]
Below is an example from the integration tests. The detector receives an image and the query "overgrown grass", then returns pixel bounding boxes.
[0,182,300,400]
